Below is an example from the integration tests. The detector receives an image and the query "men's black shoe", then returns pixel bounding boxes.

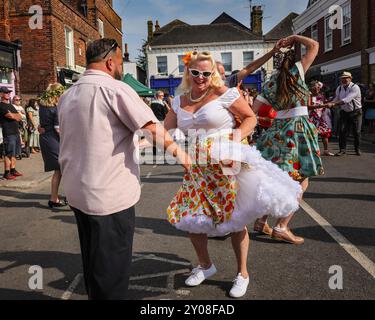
[335,150,346,157]
[355,150,361,156]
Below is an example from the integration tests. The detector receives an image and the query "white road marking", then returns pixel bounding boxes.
[130,269,190,281]
[61,273,83,300]
[132,253,191,266]
[300,200,375,280]
[146,172,152,179]
[130,253,191,297]
[153,165,157,168]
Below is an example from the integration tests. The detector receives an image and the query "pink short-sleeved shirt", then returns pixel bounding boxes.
[58,69,158,216]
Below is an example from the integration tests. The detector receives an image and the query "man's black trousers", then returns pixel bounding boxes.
[338,109,362,151]
[72,206,135,300]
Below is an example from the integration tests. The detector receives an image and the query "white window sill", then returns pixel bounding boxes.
[341,40,352,47]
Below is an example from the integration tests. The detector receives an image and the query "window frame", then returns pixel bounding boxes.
[341,1,351,46]
[97,19,104,38]
[243,51,254,67]
[311,23,318,42]
[221,52,232,74]
[64,26,75,69]
[157,56,168,75]
[178,55,185,74]
[324,15,333,52]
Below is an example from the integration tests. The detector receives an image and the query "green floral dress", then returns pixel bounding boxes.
[256,62,324,181]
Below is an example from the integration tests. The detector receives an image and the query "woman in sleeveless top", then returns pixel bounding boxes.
[164,50,302,298]
[308,81,334,156]
[253,35,323,245]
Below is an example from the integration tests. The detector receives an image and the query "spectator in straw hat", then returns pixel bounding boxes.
[327,72,363,156]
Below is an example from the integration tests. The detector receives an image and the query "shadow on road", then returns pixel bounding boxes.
[291,225,375,246]
[128,251,193,300]
[0,190,50,200]
[0,250,198,300]
[135,216,187,238]
[304,192,375,202]
[311,177,375,184]
[50,214,189,239]
[0,250,84,299]
[0,288,55,300]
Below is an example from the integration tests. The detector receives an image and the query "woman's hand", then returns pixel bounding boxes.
[282,35,296,48]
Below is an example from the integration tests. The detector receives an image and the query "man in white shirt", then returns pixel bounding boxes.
[329,72,362,156]
[58,38,191,300]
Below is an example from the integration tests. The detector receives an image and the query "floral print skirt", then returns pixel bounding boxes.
[256,116,324,181]
[309,110,331,138]
[167,134,302,236]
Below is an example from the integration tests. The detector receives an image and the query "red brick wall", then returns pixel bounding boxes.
[296,0,363,65]
[96,0,122,48]
[8,2,56,95]
[50,0,99,69]
[313,0,361,66]
[0,0,123,95]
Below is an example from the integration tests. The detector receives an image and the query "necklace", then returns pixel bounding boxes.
[189,88,211,103]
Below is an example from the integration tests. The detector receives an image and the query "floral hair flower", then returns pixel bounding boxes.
[182,51,193,66]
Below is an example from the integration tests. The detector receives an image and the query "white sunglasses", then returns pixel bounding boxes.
[189,69,213,78]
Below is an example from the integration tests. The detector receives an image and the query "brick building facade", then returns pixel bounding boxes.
[0,0,122,97]
[293,0,375,90]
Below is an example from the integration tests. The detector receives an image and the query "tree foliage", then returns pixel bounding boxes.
[136,39,148,71]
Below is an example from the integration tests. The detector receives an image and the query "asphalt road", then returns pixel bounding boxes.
[0,139,374,300]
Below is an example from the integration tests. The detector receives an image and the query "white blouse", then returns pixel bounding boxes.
[172,87,240,135]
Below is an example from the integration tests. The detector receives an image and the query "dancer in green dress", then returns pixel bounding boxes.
[252,35,323,244]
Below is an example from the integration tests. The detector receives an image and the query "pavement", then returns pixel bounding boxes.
[0,153,52,189]
[0,139,374,300]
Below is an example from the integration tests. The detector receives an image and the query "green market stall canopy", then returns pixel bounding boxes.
[122,73,155,97]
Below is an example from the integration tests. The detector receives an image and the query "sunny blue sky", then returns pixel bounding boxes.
[113,0,309,61]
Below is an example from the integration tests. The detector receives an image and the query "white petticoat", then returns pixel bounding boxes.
[173,138,303,237]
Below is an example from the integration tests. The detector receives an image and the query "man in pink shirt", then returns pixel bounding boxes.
[58,38,190,300]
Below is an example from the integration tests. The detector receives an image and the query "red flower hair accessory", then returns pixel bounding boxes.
[182,51,197,66]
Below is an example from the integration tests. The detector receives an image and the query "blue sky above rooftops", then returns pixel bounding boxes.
[113,0,308,61]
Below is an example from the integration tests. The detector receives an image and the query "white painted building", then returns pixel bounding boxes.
[147,42,274,79]
[145,10,298,95]
[123,61,138,79]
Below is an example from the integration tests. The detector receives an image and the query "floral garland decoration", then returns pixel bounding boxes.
[38,85,66,101]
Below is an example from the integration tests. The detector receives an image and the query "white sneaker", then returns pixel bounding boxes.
[185,264,217,287]
[229,273,249,298]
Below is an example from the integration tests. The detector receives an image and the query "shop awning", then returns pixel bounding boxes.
[122,73,155,97]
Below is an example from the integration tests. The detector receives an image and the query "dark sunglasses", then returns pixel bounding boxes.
[189,69,212,78]
[102,40,119,59]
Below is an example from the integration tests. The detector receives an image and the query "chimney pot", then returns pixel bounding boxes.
[124,43,130,62]
[155,20,160,31]
[147,20,154,42]
[251,5,263,36]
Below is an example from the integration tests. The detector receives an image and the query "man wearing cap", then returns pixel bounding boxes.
[0,87,23,179]
[328,72,363,156]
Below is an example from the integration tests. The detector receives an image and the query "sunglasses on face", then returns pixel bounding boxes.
[189,69,212,78]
